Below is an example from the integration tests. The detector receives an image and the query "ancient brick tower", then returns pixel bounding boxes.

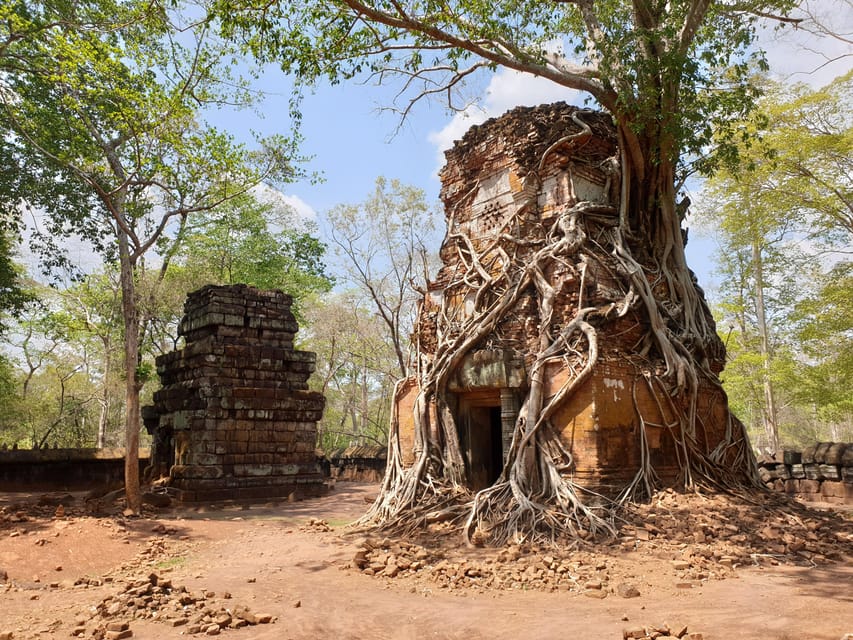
[144,284,326,502]
[395,103,733,497]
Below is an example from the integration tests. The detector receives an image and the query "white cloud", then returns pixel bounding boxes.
[427,68,582,174]
[252,183,318,222]
[278,193,318,222]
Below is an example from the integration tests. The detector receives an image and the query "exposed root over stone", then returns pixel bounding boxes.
[357,104,760,546]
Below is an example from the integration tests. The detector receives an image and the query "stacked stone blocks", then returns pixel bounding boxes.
[757,442,853,504]
[147,284,326,502]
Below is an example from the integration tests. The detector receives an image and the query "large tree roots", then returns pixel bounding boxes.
[357,111,760,547]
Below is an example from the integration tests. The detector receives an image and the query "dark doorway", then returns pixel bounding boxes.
[464,404,504,491]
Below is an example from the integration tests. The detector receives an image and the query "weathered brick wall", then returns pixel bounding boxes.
[145,284,326,502]
[757,443,853,504]
[326,445,386,482]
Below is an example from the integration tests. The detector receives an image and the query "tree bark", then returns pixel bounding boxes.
[96,336,111,449]
[752,240,780,454]
[118,223,142,514]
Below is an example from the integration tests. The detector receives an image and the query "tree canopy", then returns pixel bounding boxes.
[326,177,437,378]
[699,71,853,449]
[0,0,302,510]
[219,1,805,185]
[178,192,333,319]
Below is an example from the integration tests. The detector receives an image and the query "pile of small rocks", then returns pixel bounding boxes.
[76,530,276,636]
[299,518,332,533]
[350,536,641,595]
[348,488,852,594]
[75,571,275,637]
[623,488,851,566]
[2,510,274,639]
[1,490,168,523]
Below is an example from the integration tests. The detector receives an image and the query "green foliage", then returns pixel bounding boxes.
[0,0,305,513]
[791,262,853,426]
[0,353,23,446]
[757,70,853,241]
[178,192,333,319]
[326,177,437,378]
[217,0,797,182]
[0,0,301,278]
[304,291,398,452]
[0,293,107,448]
[0,228,31,334]
[0,0,114,269]
[701,72,853,450]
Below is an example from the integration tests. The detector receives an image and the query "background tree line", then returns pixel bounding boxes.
[698,71,852,453]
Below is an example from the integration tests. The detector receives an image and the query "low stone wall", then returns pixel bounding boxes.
[327,445,386,482]
[0,448,148,490]
[757,442,853,504]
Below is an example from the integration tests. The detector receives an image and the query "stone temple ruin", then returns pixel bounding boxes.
[143,284,326,502]
[393,102,736,498]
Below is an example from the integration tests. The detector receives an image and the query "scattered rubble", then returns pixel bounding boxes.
[0,491,165,522]
[350,535,658,594]
[299,518,332,533]
[622,623,703,639]
[0,483,850,639]
[347,488,852,594]
[1,497,278,638]
[622,488,851,567]
[79,571,276,637]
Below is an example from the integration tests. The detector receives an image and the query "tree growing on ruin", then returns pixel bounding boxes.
[0,0,299,512]
[216,0,840,543]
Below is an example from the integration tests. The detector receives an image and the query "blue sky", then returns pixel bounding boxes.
[201,5,852,303]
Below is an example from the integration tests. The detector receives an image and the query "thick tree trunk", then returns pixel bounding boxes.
[118,226,142,514]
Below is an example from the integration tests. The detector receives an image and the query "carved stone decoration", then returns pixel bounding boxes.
[144,284,326,502]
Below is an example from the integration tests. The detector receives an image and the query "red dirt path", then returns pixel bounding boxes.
[1,482,851,640]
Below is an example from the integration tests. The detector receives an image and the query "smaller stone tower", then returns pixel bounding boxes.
[144,284,326,502]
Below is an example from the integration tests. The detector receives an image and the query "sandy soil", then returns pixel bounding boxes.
[1,482,851,640]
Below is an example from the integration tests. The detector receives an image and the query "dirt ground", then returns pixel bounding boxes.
[1,482,851,640]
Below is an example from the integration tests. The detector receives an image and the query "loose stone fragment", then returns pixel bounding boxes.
[617,583,641,598]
